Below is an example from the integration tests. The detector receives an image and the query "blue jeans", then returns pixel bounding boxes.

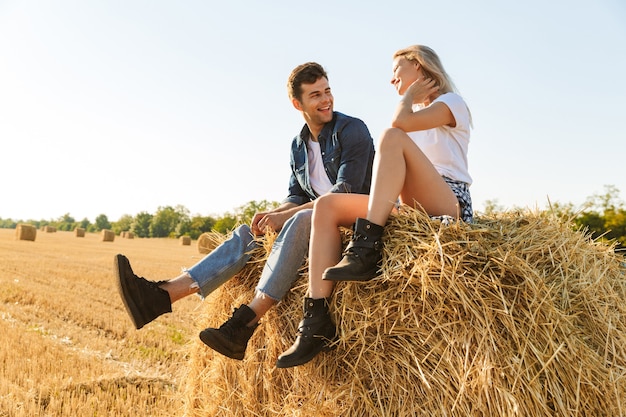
[186,209,312,301]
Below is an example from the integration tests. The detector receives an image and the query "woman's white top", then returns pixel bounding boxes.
[407,92,472,185]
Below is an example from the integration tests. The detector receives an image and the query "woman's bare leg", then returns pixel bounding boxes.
[308,193,369,298]
[367,128,459,225]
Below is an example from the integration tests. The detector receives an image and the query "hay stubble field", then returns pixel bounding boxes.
[4,211,626,416]
[0,228,204,416]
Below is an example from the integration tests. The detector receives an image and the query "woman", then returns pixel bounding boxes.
[276,45,473,368]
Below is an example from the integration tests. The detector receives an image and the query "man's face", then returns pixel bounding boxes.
[294,77,334,132]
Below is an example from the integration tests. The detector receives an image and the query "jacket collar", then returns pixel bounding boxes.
[296,112,338,145]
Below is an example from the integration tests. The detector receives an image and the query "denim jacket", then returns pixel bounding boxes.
[283,112,375,206]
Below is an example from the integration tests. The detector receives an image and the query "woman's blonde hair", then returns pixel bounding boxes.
[393,45,457,94]
[394,45,472,126]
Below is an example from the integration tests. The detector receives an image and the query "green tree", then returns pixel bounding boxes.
[210,200,279,234]
[481,199,504,216]
[55,213,76,231]
[574,211,605,239]
[603,208,626,247]
[213,214,238,234]
[150,205,190,238]
[187,215,216,239]
[585,184,623,213]
[95,214,111,231]
[112,214,134,235]
[574,185,626,249]
[234,200,280,225]
[131,212,153,238]
[0,218,18,229]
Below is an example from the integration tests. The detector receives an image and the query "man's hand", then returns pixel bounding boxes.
[251,211,291,236]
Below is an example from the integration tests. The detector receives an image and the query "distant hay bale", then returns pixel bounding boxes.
[74,228,85,237]
[197,232,225,254]
[120,231,127,238]
[43,225,56,233]
[125,231,134,239]
[16,224,37,241]
[180,236,192,246]
[184,207,626,416]
[101,229,115,242]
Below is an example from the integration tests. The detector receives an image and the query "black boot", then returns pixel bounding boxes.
[199,304,258,360]
[115,254,172,329]
[322,218,384,282]
[276,297,336,368]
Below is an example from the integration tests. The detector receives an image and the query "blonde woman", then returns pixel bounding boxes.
[277,45,473,368]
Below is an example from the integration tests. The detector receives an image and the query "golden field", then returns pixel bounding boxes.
[4,213,626,416]
[0,228,204,416]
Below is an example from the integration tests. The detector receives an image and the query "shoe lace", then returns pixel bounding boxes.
[217,309,249,337]
[343,245,360,258]
[139,276,167,293]
[296,323,311,338]
[218,318,238,336]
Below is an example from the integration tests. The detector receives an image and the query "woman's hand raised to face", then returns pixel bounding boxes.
[405,77,439,105]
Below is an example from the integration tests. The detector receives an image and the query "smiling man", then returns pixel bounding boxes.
[115,62,375,361]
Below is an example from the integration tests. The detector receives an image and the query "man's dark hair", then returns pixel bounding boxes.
[287,62,328,102]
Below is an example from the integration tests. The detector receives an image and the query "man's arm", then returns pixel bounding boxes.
[331,119,375,194]
[251,201,314,236]
[284,161,313,207]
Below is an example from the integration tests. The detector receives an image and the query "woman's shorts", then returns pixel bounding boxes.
[443,176,473,223]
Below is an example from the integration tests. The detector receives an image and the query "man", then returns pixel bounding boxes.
[115,62,375,360]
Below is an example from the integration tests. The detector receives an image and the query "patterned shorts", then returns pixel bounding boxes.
[443,176,473,223]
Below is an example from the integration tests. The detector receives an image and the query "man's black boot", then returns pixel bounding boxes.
[199,304,258,360]
[114,254,172,329]
[276,297,336,368]
[323,218,385,282]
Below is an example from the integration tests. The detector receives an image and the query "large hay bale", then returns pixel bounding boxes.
[184,208,626,416]
[101,229,115,242]
[16,224,37,241]
[197,231,225,254]
[180,236,192,246]
[74,227,85,237]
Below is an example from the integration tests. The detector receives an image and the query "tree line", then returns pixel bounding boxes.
[0,200,279,240]
[560,185,625,250]
[483,185,625,251]
[1,186,625,251]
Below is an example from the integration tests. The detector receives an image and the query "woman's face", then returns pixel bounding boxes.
[390,56,420,96]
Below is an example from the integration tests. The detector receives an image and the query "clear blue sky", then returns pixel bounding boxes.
[1,1,625,222]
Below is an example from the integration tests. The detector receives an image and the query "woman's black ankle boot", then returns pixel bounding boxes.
[276,297,336,368]
[323,218,384,282]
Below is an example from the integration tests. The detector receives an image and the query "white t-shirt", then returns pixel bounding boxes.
[408,92,472,185]
[307,138,334,196]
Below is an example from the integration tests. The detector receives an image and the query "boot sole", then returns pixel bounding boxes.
[276,346,323,368]
[322,269,379,282]
[199,329,245,360]
[114,254,145,330]
[275,337,337,369]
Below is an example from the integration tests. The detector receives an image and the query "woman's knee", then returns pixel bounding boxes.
[377,127,407,150]
[313,194,350,229]
[313,194,341,217]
